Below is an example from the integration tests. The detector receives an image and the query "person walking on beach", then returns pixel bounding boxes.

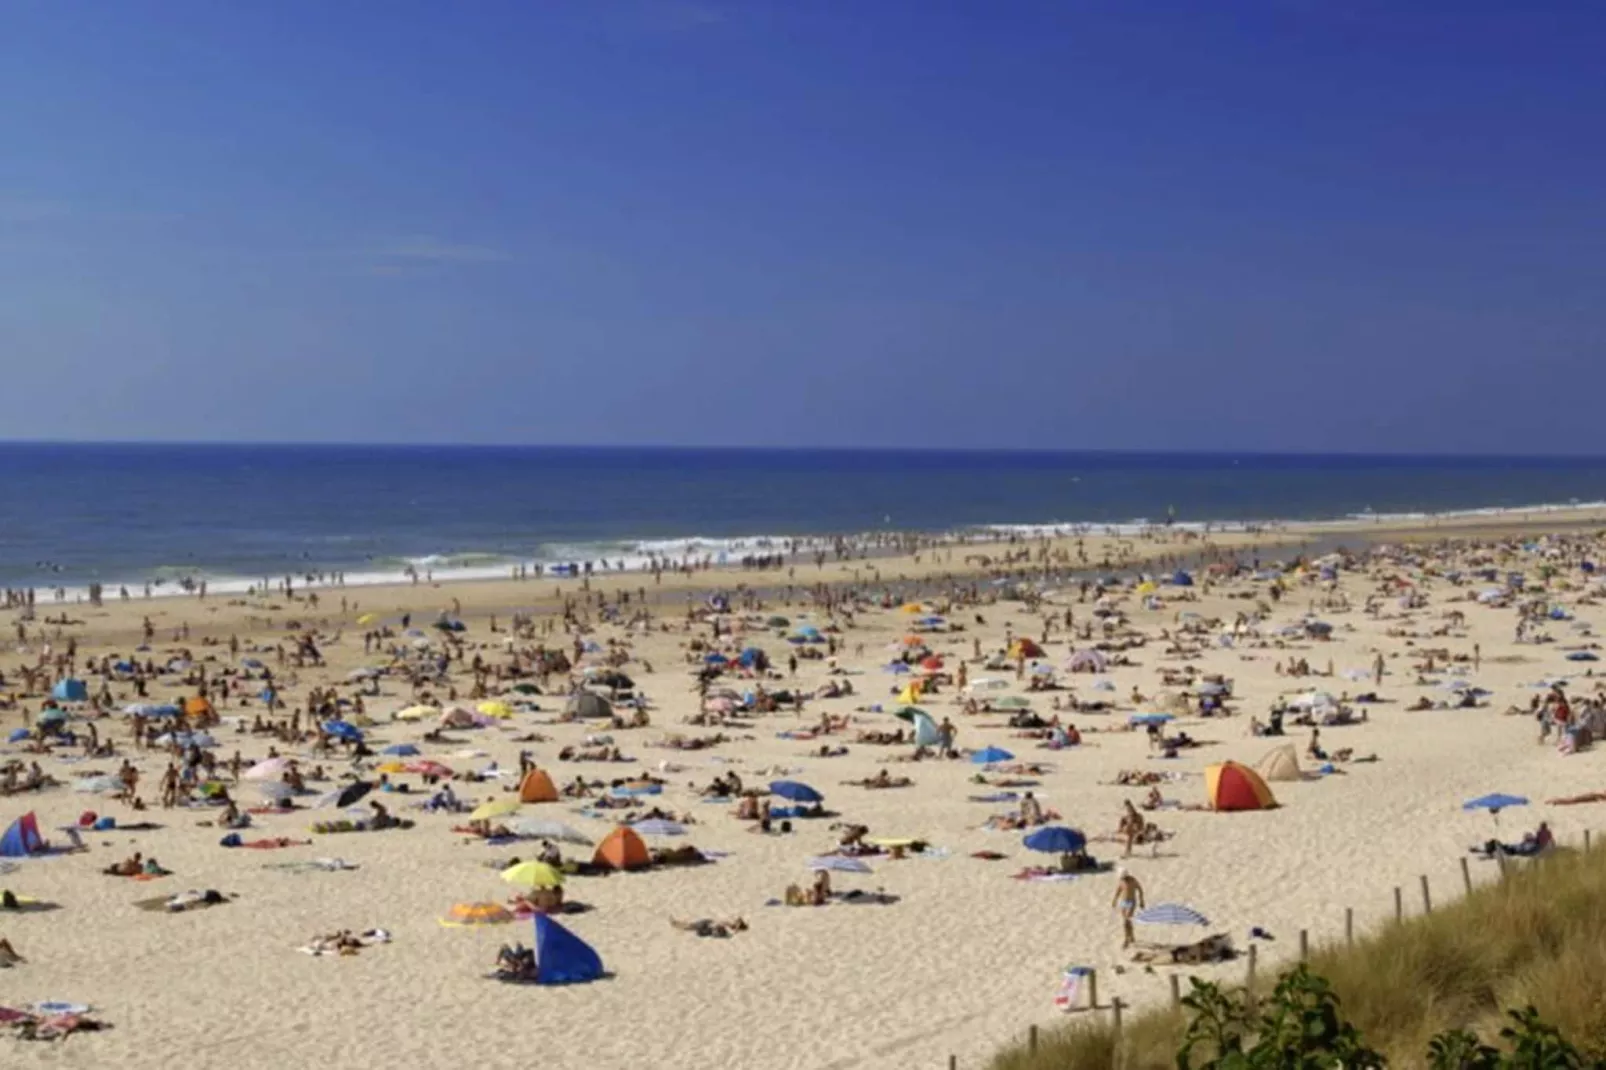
[1112,868,1145,948]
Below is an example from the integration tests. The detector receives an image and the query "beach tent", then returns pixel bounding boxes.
[1171,570,1194,587]
[518,768,559,804]
[1067,649,1108,674]
[1008,638,1045,659]
[567,692,613,720]
[1254,744,1303,783]
[183,696,213,719]
[0,812,46,857]
[896,681,926,706]
[532,914,605,985]
[592,826,650,871]
[1205,761,1278,811]
[51,678,88,702]
[895,707,941,748]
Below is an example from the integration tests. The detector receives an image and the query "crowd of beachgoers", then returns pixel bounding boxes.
[1,518,1603,1067]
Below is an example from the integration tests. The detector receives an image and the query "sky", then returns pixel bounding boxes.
[2,0,1603,453]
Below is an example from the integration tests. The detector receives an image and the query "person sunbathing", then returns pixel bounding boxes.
[671,916,748,938]
[103,852,145,877]
[846,770,912,789]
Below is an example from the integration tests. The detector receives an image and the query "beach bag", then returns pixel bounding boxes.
[220,833,243,848]
[1055,966,1092,1012]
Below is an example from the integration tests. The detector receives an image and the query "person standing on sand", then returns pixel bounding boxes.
[1112,868,1145,948]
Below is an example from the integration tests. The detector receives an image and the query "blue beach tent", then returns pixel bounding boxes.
[533,914,605,985]
[52,678,88,702]
[0,812,46,857]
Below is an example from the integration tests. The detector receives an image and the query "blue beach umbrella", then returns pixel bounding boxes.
[1129,713,1173,727]
[322,720,363,743]
[970,746,1014,765]
[381,743,420,757]
[1463,793,1528,815]
[1135,903,1210,927]
[1023,826,1087,855]
[37,708,68,725]
[630,818,686,838]
[7,728,29,743]
[769,780,823,804]
[883,662,911,675]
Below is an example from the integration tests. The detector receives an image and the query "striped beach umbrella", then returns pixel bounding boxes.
[1135,903,1210,927]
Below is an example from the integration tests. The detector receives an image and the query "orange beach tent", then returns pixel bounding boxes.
[592,826,650,871]
[518,768,559,804]
[1205,761,1277,812]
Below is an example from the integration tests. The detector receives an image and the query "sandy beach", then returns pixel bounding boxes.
[4,515,1606,1068]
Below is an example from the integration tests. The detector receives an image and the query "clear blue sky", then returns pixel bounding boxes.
[3,1,1602,452]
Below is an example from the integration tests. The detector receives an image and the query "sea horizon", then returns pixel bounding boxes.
[4,442,1606,596]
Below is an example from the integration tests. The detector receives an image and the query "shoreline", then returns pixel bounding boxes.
[11,500,1606,610]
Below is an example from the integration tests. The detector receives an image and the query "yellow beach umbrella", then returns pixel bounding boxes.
[376,761,408,774]
[500,860,564,889]
[357,613,378,626]
[392,704,439,722]
[477,700,513,719]
[439,901,514,928]
[470,797,521,822]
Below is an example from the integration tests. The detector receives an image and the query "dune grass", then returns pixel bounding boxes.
[990,845,1606,1068]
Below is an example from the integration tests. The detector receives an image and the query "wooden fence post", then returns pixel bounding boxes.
[1169,973,1181,1009]
[1586,829,1592,853]
[1421,875,1432,914]
[1394,886,1403,921]
[1345,907,1354,946]
[1461,856,1473,896]
[948,1055,957,1070]
[1029,1025,1038,1052]
[1088,968,1099,1010]
[1246,944,1258,1011]
[1113,998,1125,1032]
[1299,929,1309,962]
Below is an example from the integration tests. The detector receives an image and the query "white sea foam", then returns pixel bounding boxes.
[17,498,1606,607]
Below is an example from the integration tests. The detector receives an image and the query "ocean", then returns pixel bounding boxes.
[3,443,1606,594]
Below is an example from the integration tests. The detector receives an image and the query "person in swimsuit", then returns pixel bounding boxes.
[1112,868,1146,948]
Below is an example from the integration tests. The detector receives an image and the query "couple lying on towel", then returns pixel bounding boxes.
[1131,932,1235,965]
[1472,821,1554,859]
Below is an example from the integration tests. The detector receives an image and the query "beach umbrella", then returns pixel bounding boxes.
[471,797,521,822]
[477,700,514,719]
[1023,826,1086,854]
[920,655,945,672]
[357,613,378,625]
[381,743,420,757]
[6,728,29,743]
[376,761,409,775]
[345,667,380,680]
[808,855,872,874]
[766,616,790,628]
[1463,793,1529,816]
[1196,682,1228,696]
[392,704,439,722]
[508,818,592,845]
[407,760,454,778]
[335,781,374,809]
[1135,903,1210,927]
[630,818,686,837]
[994,696,1032,710]
[883,662,911,675]
[970,746,1014,765]
[243,757,290,781]
[769,780,823,804]
[322,720,363,743]
[258,782,296,801]
[72,775,122,794]
[37,708,68,726]
[500,859,564,889]
[440,902,514,928]
[1129,713,1173,726]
